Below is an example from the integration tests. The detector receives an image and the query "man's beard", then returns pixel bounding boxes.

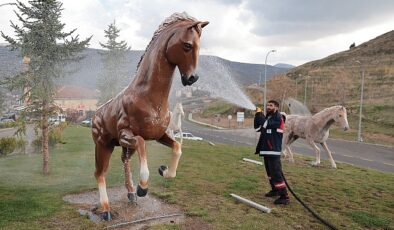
[266,109,274,116]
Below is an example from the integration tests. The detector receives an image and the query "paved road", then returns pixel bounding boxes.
[182,120,394,173]
[2,122,392,173]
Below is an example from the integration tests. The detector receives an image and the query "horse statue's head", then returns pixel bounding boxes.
[165,13,209,86]
[334,106,349,131]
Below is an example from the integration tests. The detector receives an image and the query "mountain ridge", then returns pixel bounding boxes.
[0,46,291,89]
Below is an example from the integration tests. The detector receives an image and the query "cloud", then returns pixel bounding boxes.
[244,0,394,44]
[1,0,393,66]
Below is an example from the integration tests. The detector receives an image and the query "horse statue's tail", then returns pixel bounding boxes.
[280,112,287,123]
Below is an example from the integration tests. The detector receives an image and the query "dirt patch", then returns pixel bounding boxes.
[63,186,186,229]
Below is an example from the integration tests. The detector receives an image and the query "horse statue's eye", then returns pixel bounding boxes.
[339,114,342,117]
[183,42,193,50]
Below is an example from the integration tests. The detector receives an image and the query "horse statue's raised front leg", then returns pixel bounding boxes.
[119,128,150,197]
[157,132,182,178]
[121,147,137,203]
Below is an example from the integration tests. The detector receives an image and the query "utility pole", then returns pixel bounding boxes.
[357,63,365,142]
[304,78,308,105]
[263,49,276,114]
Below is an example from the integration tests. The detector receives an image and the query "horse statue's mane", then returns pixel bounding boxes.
[313,105,344,118]
[137,12,199,69]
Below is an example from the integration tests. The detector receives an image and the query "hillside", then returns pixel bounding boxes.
[0,46,290,89]
[261,30,394,145]
[275,30,394,107]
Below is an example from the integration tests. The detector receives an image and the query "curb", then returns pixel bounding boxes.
[187,113,226,130]
[328,138,393,148]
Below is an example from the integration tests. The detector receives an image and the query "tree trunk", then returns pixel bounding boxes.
[42,100,49,175]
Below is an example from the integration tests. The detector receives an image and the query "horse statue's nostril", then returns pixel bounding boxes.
[181,74,199,86]
[181,74,188,86]
[188,74,199,85]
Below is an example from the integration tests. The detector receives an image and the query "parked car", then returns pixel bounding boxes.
[49,113,66,125]
[81,118,92,126]
[0,118,15,123]
[174,132,203,141]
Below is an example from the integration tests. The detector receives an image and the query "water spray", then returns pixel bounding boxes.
[170,56,256,110]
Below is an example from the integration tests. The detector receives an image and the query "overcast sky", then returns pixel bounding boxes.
[1,0,393,66]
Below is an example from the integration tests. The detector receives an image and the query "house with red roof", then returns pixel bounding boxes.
[54,85,99,117]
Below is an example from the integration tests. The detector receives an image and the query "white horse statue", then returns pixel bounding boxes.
[282,105,349,168]
[167,102,185,143]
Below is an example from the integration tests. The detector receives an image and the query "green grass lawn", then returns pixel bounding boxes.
[0,125,393,229]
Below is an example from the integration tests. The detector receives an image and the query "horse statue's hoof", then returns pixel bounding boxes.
[100,211,112,221]
[158,165,168,177]
[311,161,320,167]
[127,192,137,203]
[137,185,148,197]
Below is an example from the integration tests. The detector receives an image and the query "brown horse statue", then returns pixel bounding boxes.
[282,105,349,169]
[91,12,208,220]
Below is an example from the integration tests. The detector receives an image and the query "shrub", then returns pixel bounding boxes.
[0,137,27,156]
[0,137,16,156]
[33,123,67,149]
[0,122,16,129]
[15,138,27,153]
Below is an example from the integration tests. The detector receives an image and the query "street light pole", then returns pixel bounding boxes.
[304,77,308,105]
[355,61,365,142]
[263,49,276,114]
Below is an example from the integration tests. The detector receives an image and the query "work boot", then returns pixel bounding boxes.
[264,190,279,197]
[274,195,290,205]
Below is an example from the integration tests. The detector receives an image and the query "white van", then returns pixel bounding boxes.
[49,114,66,124]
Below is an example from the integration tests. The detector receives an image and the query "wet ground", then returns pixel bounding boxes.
[63,186,186,229]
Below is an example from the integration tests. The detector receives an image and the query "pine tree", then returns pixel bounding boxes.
[1,0,91,175]
[97,20,130,104]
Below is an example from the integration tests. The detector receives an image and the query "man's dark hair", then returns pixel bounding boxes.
[268,100,279,108]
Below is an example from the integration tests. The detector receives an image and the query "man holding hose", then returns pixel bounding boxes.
[254,100,289,205]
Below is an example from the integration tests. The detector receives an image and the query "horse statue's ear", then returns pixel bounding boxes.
[187,21,209,29]
[200,21,209,28]
[188,22,200,30]
[187,21,210,32]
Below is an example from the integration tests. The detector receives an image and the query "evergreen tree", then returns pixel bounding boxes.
[97,20,130,104]
[1,0,91,174]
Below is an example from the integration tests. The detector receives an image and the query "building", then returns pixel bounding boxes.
[54,85,99,117]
